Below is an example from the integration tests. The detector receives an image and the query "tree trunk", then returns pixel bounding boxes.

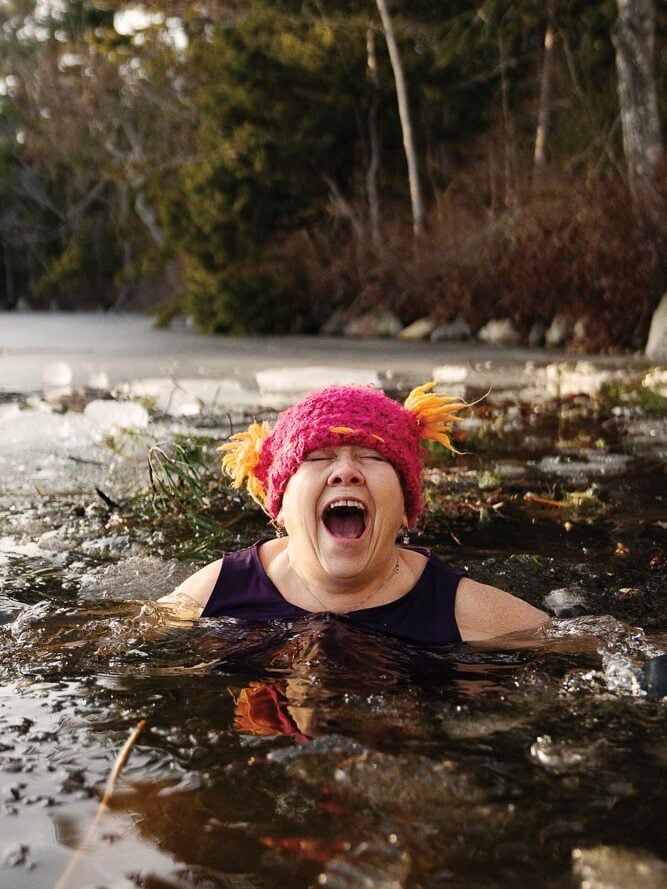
[533,0,557,176]
[366,25,384,254]
[612,0,665,229]
[374,0,424,240]
[498,31,516,208]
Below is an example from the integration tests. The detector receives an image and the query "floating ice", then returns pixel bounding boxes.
[256,366,380,395]
[542,361,621,398]
[621,417,667,459]
[572,845,667,889]
[544,587,588,617]
[0,407,97,458]
[530,734,594,772]
[0,536,53,559]
[432,364,468,384]
[42,360,72,387]
[118,377,250,416]
[643,367,667,397]
[0,403,20,421]
[86,369,110,390]
[600,651,646,697]
[537,452,630,481]
[83,399,149,432]
[77,555,193,600]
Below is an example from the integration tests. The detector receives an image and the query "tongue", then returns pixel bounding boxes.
[325,509,365,539]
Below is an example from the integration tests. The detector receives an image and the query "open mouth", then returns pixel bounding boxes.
[322,499,367,539]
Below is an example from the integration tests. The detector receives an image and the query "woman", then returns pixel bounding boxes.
[158,382,549,643]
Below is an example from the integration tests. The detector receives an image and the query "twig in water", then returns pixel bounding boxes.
[524,491,568,509]
[53,720,146,889]
[95,487,122,510]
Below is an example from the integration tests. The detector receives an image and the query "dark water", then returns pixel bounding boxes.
[0,395,665,889]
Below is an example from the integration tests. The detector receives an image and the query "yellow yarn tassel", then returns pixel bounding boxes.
[218,421,271,504]
[404,381,469,453]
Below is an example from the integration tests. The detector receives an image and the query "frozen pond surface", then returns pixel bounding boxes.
[0,313,666,889]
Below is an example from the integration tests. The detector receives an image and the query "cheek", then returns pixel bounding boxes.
[279,473,318,529]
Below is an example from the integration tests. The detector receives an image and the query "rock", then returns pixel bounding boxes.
[572,317,588,343]
[477,318,520,347]
[643,654,667,699]
[398,317,434,340]
[572,845,667,889]
[645,293,667,361]
[319,309,348,336]
[643,368,667,397]
[527,320,546,347]
[343,310,403,338]
[430,317,472,342]
[545,313,572,348]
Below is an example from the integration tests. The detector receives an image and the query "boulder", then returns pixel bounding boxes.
[545,313,572,348]
[343,309,403,338]
[527,320,546,347]
[398,317,435,340]
[319,309,348,336]
[430,317,471,342]
[476,318,520,346]
[645,293,667,361]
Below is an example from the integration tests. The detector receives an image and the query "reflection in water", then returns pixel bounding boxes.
[0,395,665,888]
[2,597,665,888]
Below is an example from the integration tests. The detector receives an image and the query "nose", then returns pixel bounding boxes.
[327,454,364,487]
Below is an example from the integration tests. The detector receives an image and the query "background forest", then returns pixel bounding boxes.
[0,0,665,351]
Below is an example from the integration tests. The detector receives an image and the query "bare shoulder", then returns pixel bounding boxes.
[157,558,223,618]
[455,577,551,642]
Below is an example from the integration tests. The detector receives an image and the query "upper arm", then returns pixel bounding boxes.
[157,558,223,618]
[455,577,551,642]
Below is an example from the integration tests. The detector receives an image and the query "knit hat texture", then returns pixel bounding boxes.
[220,380,467,528]
[255,385,424,525]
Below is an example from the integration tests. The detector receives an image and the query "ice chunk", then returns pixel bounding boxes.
[0,410,97,457]
[78,555,193,600]
[0,537,52,558]
[432,364,468,384]
[572,845,667,889]
[83,399,149,432]
[86,369,110,390]
[601,651,646,697]
[0,404,20,420]
[530,734,595,772]
[42,360,72,387]
[256,366,380,395]
[544,587,588,617]
[543,362,621,398]
[118,377,250,416]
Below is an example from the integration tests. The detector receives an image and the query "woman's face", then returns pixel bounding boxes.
[278,445,407,585]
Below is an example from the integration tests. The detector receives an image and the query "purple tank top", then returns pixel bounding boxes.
[201,542,464,644]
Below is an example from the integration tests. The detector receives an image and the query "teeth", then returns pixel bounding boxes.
[326,500,365,512]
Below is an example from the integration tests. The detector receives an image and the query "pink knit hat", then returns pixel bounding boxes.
[220,382,467,527]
